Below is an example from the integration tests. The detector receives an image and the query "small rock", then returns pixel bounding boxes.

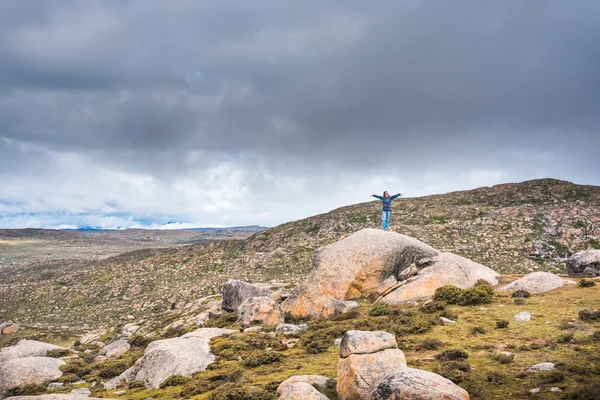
[270,287,291,303]
[94,355,108,361]
[71,388,92,396]
[440,317,457,324]
[236,296,284,327]
[340,330,398,358]
[528,362,555,372]
[48,382,64,389]
[333,338,342,347]
[276,323,309,336]
[243,326,263,333]
[121,323,140,338]
[277,375,336,396]
[551,387,562,392]
[114,390,127,395]
[513,312,531,322]
[530,388,541,393]
[1,324,20,335]
[279,382,329,400]
[501,272,565,294]
[98,340,131,359]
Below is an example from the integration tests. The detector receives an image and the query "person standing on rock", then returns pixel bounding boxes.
[371,191,401,230]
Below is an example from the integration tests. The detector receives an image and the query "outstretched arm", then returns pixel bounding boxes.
[390,193,402,199]
[371,194,384,200]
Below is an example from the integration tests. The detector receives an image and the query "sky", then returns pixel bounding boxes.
[1,1,599,229]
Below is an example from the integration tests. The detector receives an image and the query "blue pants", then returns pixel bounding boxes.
[382,210,390,230]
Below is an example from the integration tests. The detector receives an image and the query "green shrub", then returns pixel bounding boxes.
[58,373,81,383]
[369,302,390,316]
[59,359,92,378]
[242,351,283,367]
[160,375,191,388]
[128,334,152,348]
[162,324,192,338]
[204,311,239,328]
[433,284,493,306]
[579,279,596,288]
[557,332,575,343]
[471,326,486,335]
[4,384,47,397]
[438,361,471,383]
[211,333,286,360]
[486,371,508,384]
[332,308,360,321]
[495,320,509,329]
[419,338,442,350]
[579,310,600,322]
[591,331,600,341]
[562,386,600,400]
[490,352,514,364]
[128,380,145,389]
[434,286,463,304]
[46,349,70,358]
[207,383,275,400]
[440,310,458,321]
[421,300,446,314]
[180,369,244,397]
[98,360,130,378]
[435,349,469,361]
[512,289,531,298]
[538,370,565,384]
[284,312,311,325]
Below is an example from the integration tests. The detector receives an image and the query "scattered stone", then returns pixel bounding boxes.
[513,312,532,322]
[98,340,130,359]
[278,382,329,400]
[333,338,342,347]
[551,387,562,392]
[48,382,64,389]
[530,388,541,393]
[370,368,470,400]
[528,362,555,372]
[208,311,221,320]
[121,324,140,338]
[79,329,105,345]
[563,280,577,285]
[270,287,291,303]
[327,300,359,316]
[243,326,264,333]
[501,272,565,294]
[277,375,336,397]
[94,355,108,362]
[340,330,398,358]
[222,280,273,312]
[567,250,600,277]
[337,330,407,400]
[1,324,20,335]
[0,340,69,362]
[276,323,309,336]
[441,317,457,324]
[70,388,91,396]
[4,395,114,400]
[103,377,121,390]
[236,296,284,327]
[0,357,65,397]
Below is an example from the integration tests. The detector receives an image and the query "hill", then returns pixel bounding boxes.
[0,178,599,327]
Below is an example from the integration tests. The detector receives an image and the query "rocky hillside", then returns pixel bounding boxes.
[0,179,598,327]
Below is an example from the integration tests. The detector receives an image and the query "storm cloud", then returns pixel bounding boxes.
[1,0,599,228]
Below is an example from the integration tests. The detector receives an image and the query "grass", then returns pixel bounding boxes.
[8,283,597,400]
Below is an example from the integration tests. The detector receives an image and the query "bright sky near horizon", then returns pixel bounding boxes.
[1,1,599,229]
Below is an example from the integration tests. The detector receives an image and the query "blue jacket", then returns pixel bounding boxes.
[373,193,401,211]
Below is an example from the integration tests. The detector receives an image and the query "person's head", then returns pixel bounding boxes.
[383,191,389,198]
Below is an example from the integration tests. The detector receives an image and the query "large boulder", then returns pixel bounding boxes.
[0,340,68,362]
[379,252,499,304]
[278,382,329,400]
[222,280,273,312]
[236,296,284,327]
[500,272,565,294]
[567,250,600,277]
[337,331,407,400]
[128,328,234,388]
[370,368,470,400]
[283,229,440,318]
[0,357,65,398]
[98,340,130,359]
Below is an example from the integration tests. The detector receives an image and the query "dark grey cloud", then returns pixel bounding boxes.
[0,0,599,227]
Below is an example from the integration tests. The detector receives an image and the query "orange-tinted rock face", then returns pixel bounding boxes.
[282,229,439,318]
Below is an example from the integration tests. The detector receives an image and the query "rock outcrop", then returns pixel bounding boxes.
[283,229,440,318]
[379,252,499,305]
[0,357,65,397]
[236,296,284,327]
[222,280,273,312]
[98,340,130,359]
[370,368,470,400]
[567,250,600,277]
[337,330,407,400]
[500,271,565,294]
[126,328,234,388]
[276,323,309,336]
[5,395,114,400]
[0,340,68,362]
